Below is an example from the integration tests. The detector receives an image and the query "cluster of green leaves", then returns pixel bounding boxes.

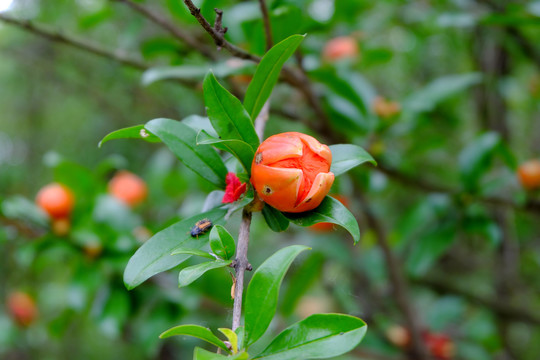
[101,34,374,359]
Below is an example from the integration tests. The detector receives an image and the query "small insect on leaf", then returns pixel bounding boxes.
[190,218,213,238]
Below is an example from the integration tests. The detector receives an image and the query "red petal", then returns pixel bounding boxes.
[222,173,247,203]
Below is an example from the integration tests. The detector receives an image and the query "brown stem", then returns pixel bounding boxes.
[357,191,431,360]
[115,0,216,60]
[258,0,273,51]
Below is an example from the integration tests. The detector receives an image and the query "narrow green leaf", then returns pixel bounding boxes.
[170,248,215,259]
[329,144,376,177]
[284,196,360,244]
[197,130,255,173]
[402,73,483,113]
[123,208,227,289]
[194,348,249,360]
[218,328,238,354]
[209,225,236,260]
[406,222,456,276]
[98,125,161,147]
[203,72,260,151]
[253,314,367,360]
[145,118,228,188]
[244,245,310,346]
[160,325,229,353]
[262,205,290,232]
[244,34,305,120]
[458,132,502,192]
[142,61,256,85]
[178,259,233,287]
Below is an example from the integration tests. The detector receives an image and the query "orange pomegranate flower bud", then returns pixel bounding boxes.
[7,291,38,327]
[108,170,148,207]
[35,183,75,219]
[251,132,334,213]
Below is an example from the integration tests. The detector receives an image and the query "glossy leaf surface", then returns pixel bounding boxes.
[244,245,310,346]
[254,313,367,360]
[194,348,249,360]
[178,259,233,287]
[209,225,236,260]
[262,205,290,232]
[244,34,304,120]
[123,208,227,289]
[145,118,228,188]
[329,144,376,177]
[170,248,215,260]
[284,196,360,244]
[203,73,259,150]
[98,125,160,147]
[159,325,229,353]
[197,130,255,173]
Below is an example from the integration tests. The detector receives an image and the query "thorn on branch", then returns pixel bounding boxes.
[213,8,227,49]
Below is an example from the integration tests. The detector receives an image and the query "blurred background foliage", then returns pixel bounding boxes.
[1,0,540,359]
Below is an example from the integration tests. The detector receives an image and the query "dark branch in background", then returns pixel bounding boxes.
[477,0,540,68]
[0,14,147,70]
[182,0,259,61]
[414,277,540,326]
[258,0,273,51]
[114,0,217,60]
[356,191,432,360]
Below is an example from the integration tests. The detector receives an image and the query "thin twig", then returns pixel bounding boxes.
[114,0,216,60]
[258,0,273,51]
[0,14,147,70]
[357,191,432,360]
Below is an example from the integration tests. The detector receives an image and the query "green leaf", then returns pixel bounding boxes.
[98,125,161,147]
[402,73,483,113]
[178,259,233,287]
[145,118,228,188]
[142,61,255,85]
[244,34,305,120]
[458,132,502,192]
[197,130,255,173]
[1,195,49,228]
[160,325,229,353]
[170,248,215,260]
[284,197,360,244]
[123,208,227,289]
[406,222,456,276]
[203,72,260,152]
[329,144,376,177]
[194,348,249,360]
[209,225,236,260]
[218,328,238,354]
[253,313,367,360]
[244,245,310,346]
[262,205,290,232]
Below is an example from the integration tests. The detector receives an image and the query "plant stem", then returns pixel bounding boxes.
[232,209,252,331]
[258,0,273,51]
